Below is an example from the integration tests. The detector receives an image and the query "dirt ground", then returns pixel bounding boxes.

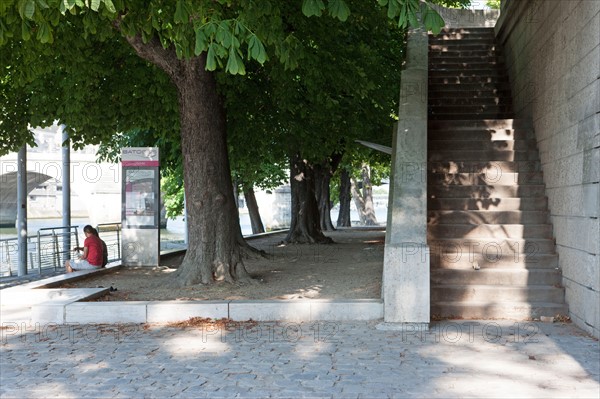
[62,228,385,301]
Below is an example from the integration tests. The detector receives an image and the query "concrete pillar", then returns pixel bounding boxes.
[16,146,27,276]
[379,28,430,330]
[61,125,71,259]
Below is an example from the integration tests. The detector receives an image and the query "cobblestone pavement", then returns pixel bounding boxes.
[1,320,598,398]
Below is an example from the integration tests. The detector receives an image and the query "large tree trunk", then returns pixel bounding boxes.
[336,169,352,227]
[124,36,251,285]
[314,153,343,231]
[244,187,265,234]
[314,163,335,232]
[285,155,333,244]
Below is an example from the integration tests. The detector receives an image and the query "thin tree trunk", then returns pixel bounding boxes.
[337,169,351,227]
[350,177,367,225]
[244,187,265,234]
[361,164,378,226]
[123,34,252,285]
[285,155,333,244]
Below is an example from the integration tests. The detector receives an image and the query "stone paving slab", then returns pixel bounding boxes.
[0,320,598,398]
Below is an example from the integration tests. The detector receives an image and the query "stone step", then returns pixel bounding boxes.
[428,210,549,224]
[429,103,513,115]
[428,119,531,130]
[438,27,495,34]
[429,54,503,62]
[428,197,548,211]
[430,113,515,121]
[429,237,556,254]
[431,285,564,303]
[429,37,496,45]
[429,56,505,65]
[429,76,508,85]
[429,139,535,151]
[429,83,512,94]
[429,252,559,270]
[431,268,562,286]
[429,109,514,119]
[429,171,544,186]
[430,43,500,52]
[431,301,568,320]
[429,90,513,101]
[430,49,502,58]
[428,184,547,198]
[428,223,553,239]
[428,54,506,64]
[429,34,495,42]
[429,161,541,174]
[429,44,500,51]
[430,102,512,110]
[429,97,512,106]
[428,149,537,161]
[428,130,532,141]
[429,69,507,77]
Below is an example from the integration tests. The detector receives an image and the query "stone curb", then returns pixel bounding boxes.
[31,299,383,324]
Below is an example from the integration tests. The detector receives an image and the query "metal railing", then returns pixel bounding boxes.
[0,237,19,277]
[0,223,124,277]
[36,226,81,274]
[1,227,80,277]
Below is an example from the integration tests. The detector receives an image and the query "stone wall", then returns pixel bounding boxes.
[496,0,600,338]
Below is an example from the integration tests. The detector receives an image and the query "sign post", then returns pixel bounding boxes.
[121,147,160,266]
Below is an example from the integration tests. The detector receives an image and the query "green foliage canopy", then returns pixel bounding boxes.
[0,0,465,156]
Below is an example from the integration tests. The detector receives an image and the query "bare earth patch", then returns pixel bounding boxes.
[63,228,384,301]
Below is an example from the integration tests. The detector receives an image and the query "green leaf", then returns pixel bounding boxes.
[21,20,31,41]
[25,0,35,18]
[36,21,53,43]
[219,24,235,48]
[302,0,325,17]
[174,0,188,24]
[247,35,267,64]
[422,5,444,35]
[226,48,239,74]
[103,0,116,13]
[206,43,217,71]
[36,0,49,9]
[328,0,350,22]
[18,0,36,20]
[90,0,101,12]
[387,0,399,19]
[398,5,406,28]
[408,10,418,27]
[194,28,208,55]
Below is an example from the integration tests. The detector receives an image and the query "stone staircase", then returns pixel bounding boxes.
[427,27,567,319]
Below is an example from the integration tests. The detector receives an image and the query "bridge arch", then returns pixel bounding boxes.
[0,171,53,227]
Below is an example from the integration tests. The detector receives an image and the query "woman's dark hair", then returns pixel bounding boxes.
[83,225,99,236]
